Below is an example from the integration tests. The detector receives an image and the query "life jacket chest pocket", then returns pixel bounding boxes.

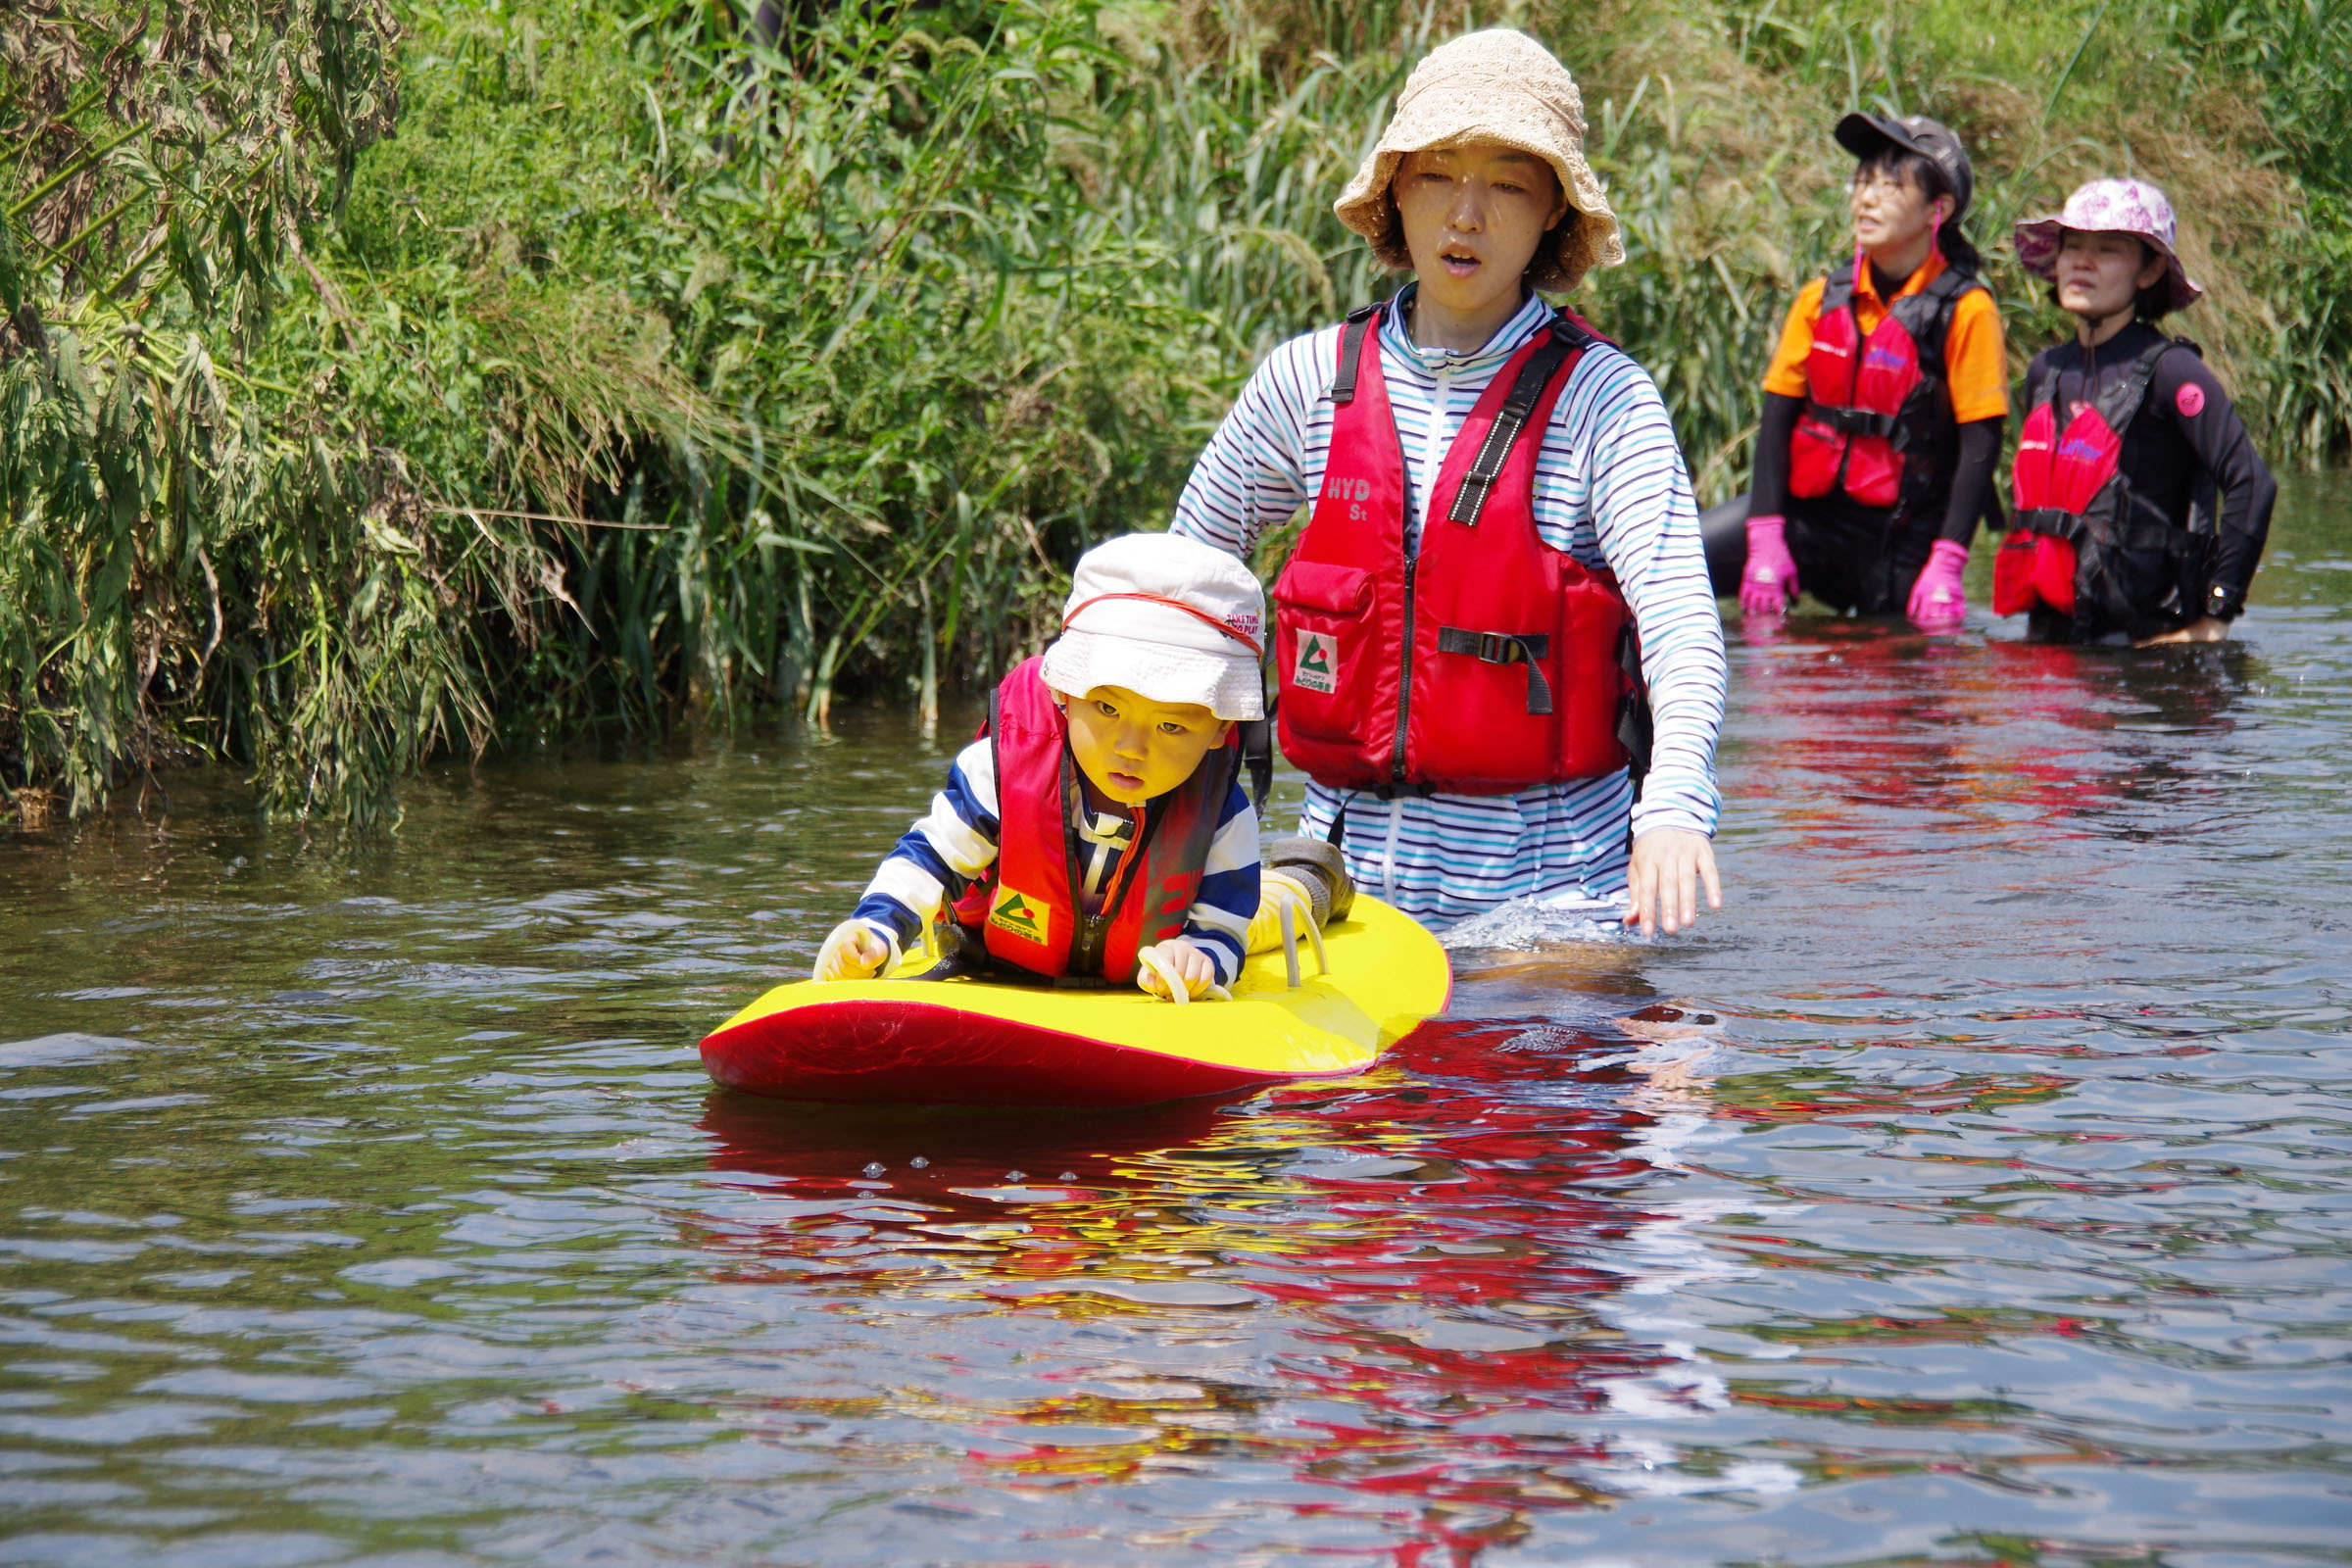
[1273,559,1376,746]
[1788,411,1852,502]
[1992,530,2079,616]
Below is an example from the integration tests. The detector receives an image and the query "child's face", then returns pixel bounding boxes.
[1057,685,1234,807]
[1394,144,1567,319]
[2054,229,2165,319]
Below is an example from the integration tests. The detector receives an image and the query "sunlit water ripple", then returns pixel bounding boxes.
[1,474,2346,1565]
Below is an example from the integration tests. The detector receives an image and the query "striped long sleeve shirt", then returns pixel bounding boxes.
[1171,287,1727,929]
[851,737,1261,984]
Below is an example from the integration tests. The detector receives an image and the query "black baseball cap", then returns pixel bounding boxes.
[1836,112,1974,224]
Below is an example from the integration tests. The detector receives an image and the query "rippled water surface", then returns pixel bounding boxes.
[4,475,2349,1566]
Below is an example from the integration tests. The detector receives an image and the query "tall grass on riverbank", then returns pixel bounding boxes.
[1,1,412,824]
[5,0,2347,826]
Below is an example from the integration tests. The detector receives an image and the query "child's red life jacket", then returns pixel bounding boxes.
[1788,263,1980,524]
[1270,303,1644,797]
[1996,337,2212,632]
[948,658,1230,985]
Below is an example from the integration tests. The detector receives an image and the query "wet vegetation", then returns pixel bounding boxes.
[4,0,2346,824]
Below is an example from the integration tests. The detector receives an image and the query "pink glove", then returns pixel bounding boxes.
[1906,538,1971,628]
[1740,514,1799,614]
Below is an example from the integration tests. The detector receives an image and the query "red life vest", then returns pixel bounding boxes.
[1995,337,2212,632]
[948,658,1231,985]
[1270,303,1643,797]
[1788,263,1979,522]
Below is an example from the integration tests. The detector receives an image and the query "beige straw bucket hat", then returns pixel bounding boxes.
[1334,29,1624,293]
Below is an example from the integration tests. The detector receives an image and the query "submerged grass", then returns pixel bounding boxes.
[4,0,2346,824]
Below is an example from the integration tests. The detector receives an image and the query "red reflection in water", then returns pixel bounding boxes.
[692,1013,1724,1562]
[1732,621,2251,851]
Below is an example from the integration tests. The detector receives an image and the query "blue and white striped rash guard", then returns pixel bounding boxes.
[851,736,1260,984]
[1172,288,1728,928]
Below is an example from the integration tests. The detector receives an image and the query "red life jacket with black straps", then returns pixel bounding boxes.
[1995,336,2216,634]
[946,658,1232,985]
[1270,301,1646,797]
[1788,261,1982,528]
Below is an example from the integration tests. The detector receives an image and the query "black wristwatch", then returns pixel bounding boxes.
[2206,582,2244,621]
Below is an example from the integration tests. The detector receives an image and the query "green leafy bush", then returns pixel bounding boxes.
[4,0,2344,826]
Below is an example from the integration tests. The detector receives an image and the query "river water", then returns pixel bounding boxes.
[3,475,2348,1565]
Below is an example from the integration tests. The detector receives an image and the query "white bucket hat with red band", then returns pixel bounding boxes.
[2014,177,2204,312]
[1039,533,1265,721]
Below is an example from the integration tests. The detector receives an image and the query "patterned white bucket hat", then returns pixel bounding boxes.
[2014,177,2204,312]
[1333,29,1624,293]
[1040,533,1266,721]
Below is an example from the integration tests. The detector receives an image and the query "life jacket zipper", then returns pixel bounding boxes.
[1392,356,1448,785]
[1832,293,1861,497]
[1391,553,1416,784]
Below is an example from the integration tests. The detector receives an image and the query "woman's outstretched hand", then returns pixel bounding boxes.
[1740,514,1801,615]
[1906,538,1971,629]
[2135,614,2230,647]
[1626,827,1722,936]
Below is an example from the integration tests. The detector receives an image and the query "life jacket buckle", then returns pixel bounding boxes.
[1438,626,1546,667]
[1436,627,1554,714]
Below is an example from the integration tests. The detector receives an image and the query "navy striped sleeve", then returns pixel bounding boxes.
[1177,778,1259,985]
[852,739,1003,950]
[1557,345,1728,839]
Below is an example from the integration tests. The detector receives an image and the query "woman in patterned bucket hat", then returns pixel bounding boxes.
[2012,176,2202,314]
[1711,112,2010,632]
[1167,29,1729,941]
[1996,177,2276,646]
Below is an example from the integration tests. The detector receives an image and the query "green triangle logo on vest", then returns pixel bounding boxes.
[1293,631,1339,695]
[988,884,1053,946]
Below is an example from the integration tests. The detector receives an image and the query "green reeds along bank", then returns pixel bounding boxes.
[4,0,2346,826]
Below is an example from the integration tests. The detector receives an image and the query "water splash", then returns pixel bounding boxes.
[1439,892,1628,953]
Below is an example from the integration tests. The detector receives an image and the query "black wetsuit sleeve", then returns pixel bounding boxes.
[2160,355,2277,618]
[1939,417,2003,545]
[1749,392,1802,517]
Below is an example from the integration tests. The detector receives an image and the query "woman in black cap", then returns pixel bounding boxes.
[1709,114,2011,629]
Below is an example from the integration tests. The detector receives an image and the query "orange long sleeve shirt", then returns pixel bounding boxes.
[1762,250,2009,424]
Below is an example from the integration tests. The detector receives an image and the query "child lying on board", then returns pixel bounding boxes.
[812,532,1350,1003]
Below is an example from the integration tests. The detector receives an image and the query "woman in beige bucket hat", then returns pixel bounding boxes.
[1331,28,1624,307]
[1171,29,1727,941]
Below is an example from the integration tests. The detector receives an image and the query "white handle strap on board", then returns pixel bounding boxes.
[1263,875,1329,990]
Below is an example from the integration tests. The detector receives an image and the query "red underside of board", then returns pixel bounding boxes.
[698,1000,1330,1108]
